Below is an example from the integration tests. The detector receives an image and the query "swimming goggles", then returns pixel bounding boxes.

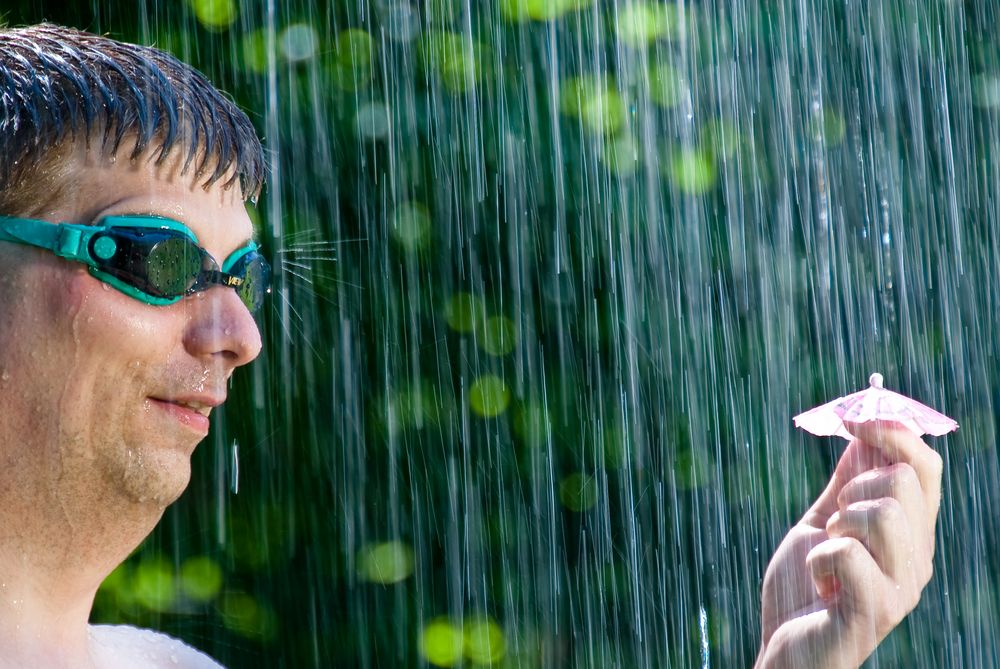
[0,215,271,312]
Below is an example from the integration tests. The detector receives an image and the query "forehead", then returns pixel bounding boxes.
[31,142,255,253]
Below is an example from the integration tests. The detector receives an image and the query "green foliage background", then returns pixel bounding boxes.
[5,0,1000,667]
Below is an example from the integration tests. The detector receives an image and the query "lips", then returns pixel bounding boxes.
[149,394,224,435]
[166,398,215,417]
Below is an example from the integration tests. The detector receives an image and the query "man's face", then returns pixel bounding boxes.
[0,146,263,509]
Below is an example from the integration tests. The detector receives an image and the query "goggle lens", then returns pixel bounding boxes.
[89,226,271,312]
[226,251,271,313]
[146,237,205,296]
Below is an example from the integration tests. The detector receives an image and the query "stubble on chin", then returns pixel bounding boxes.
[114,441,193,507]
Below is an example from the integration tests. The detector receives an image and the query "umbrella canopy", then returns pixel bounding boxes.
[793,373,959,440]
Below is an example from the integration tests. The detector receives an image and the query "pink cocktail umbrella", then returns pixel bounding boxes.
[793,372,959,440]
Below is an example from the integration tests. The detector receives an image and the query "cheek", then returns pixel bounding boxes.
[69,271,183,349]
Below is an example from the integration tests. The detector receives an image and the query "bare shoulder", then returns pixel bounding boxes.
[89,624,225,669]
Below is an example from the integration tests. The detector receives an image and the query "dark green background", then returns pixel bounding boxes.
[4,0,999,666]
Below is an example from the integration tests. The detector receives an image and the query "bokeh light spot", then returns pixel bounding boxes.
[973,74,1000,108]
[421,31,488,93]
[391,202,433,251]
[648,63,684,108]
[180,556,223,603]
[480,316,517,356]
[444,293,487,333]
[617,2,678,47]
[420,618,465,667]
[702,118,741,160]
[356,102,391,141]
[514,403,551,446]
[559,473,599,512]
[241,30,268,74]
[188,0,237,30]
[560,76,627,135]
[470,376,512,417]
[133,556,176,612]
[667,148,717,194]
[601,135,640,175]
[501,0,593,21]
[219,591,277,641]
[387,4,420,42]
[280,23,319,62]
[382,382,445,434]
[464,617,507,665]
[332,29,374,90]
[358,541,415,584]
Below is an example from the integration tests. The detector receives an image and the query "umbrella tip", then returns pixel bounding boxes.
[869,372,884,388]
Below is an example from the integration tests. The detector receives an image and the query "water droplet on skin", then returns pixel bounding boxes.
[1,371,9,382]
[224,327,233,336]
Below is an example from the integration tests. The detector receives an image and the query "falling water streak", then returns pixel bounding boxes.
[700,605,710,669]
[230,440,240,495]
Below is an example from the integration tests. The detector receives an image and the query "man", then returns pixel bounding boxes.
[0,22,942,669]
[755,420,943,668]
[0,24,266,667]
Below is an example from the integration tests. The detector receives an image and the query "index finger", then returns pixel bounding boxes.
[844,420,944,513]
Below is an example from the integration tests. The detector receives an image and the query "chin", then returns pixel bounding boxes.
[117,446,194,507]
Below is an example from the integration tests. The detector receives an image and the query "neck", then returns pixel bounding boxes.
[0,583,95,668]
[0,456,165,668]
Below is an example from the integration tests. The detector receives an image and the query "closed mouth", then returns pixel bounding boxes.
[149,396,223,418]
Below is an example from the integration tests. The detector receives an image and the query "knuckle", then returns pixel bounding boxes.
[839,471,882,506]
[807,536,860,570]
[831,536,866,562]
[877,496,906,520]
[889,463,919,490]
[850,497,904,531]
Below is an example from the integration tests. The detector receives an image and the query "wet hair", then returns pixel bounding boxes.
[0,23,265,212]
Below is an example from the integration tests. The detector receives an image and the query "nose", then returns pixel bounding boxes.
[182,285,263,369]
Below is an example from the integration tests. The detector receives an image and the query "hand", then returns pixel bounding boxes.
[755,420,943,669]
